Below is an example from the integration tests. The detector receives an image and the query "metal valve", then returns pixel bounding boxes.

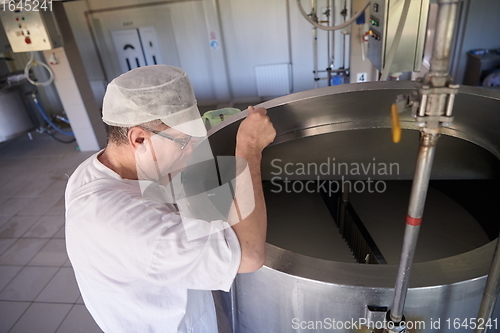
[412,77,459,130]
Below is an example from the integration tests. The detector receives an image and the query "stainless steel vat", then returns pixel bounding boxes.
[0,85,33,143]
[209,81,500,333]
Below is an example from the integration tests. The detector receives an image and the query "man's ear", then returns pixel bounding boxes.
[128,127,148,149]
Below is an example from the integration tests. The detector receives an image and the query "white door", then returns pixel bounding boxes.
[111,29,147,73]
[138,26,164,66]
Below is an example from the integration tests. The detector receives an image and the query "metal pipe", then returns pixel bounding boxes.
[445,88,457,116]
[406,133,439,219]
[419,94,428,117]
[316,68,349,74]
[313,26,319,88]
[326,2,331,73]
[231,286,237,333]
[326,1,332,86]
[329,0,334,68]
[429,0,460,75]
[388,1,461,324]
[297,0,369,31]
[84,0,199,15]
[342,1,346,71]
[311,0,319,88]
[286,0,294,92]
[474,234,500,333]
[390,132,439,323]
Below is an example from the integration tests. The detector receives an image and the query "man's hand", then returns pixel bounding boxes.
[236,106,276,153]
[231,106,276,273]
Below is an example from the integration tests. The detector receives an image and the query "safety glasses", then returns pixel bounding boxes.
[141,127,192,150]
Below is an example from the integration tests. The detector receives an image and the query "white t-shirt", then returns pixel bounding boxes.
[65,151,241,333]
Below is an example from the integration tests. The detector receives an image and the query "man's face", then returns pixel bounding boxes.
[135,125,194,181]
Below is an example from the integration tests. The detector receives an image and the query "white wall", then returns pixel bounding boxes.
[169,1,216,101]
[67,0,469,106]
[218,0,290,100]
[289,0,322,91]
[64,1,107,107]
[452,0,500,84]
[86,0,222,104]
[66,0,342,105]
[3,0,496,111]
[348,0,376,83]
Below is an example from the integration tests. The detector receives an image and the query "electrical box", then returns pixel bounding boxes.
[0,10,63,53]
[367,0,429,73]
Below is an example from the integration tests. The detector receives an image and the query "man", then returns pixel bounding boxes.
[65,65,276,332]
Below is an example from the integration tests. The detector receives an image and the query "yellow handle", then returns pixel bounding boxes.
[391,103,401,143]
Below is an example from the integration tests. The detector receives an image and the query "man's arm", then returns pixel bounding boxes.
[230,106,276,273]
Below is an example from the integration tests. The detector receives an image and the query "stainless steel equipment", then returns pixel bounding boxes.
[208,81,500,333]
[367,0,429,73]
[0,85,34,142]
[386,0,461,330]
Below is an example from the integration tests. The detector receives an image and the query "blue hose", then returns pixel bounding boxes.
[33,97,74,136]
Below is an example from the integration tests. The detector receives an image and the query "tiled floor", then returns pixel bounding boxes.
[0,132,102,333]
[0,105,253,333]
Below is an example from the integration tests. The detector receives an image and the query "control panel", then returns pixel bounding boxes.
[367,0,429,74]
[0,10,63,53]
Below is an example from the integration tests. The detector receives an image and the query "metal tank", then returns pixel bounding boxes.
[0,85,34,142]
[208,81,500,333]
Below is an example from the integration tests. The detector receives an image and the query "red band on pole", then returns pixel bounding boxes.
[406,216,422,226]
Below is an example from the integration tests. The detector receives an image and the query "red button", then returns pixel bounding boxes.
[25,37,31,44]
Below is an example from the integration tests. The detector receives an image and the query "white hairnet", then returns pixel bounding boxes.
[102,65,207,137]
